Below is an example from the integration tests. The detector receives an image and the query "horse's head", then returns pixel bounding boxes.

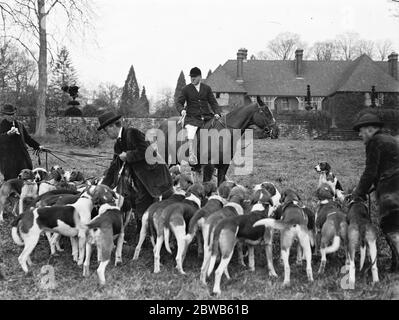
[252,96,279,139]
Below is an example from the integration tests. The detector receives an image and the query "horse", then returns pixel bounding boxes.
[157,96,279,186]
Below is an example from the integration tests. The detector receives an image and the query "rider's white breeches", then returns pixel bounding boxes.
[185,124,198,140]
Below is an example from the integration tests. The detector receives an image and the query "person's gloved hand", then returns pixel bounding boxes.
[214,114,221,120]
[119,152,127,162]
[7,127,19,135]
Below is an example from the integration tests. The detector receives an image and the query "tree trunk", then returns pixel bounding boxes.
[35,0,47,137]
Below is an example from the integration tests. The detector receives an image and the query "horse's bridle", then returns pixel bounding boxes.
[256,103,276,137]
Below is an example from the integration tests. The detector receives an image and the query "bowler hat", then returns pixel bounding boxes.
[352,113,384,132]
[189,67,202,77]
[1,104,17,115]
[97,111,122,131]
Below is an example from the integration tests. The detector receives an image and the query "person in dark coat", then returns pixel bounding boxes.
[353,112,399,272]
[98,111,173,225]
[175,67,222,165]
[0,104,44,181]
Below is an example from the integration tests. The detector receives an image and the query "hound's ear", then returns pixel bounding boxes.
[268,198,274,207]
[280,191,287,203]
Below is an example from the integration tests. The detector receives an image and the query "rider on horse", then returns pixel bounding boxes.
[175,67,222,166]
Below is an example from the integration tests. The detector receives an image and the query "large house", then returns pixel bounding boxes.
[204,49,399,116]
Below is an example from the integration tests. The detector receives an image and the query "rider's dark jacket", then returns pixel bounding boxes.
[176,83,222,127]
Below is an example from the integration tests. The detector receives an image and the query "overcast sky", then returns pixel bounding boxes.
[68,0,399,102]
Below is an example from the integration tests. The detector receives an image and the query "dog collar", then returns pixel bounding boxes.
[251,203,266,212]
[185,194,201,208]
[224,202,244,216]
[208,195,227,205]
[99,203,120,215]
[173,189,186,196]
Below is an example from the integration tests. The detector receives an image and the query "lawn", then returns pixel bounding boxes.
[1,137,398,300]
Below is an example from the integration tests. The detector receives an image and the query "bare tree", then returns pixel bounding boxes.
[0,0,94,136]
[267,32,304,60]
[357,39,375,58]
[311,41,338,61]
[97,82,122,111]
[376,39,394,61]
[335,32,360,61]
[256,50,269,60]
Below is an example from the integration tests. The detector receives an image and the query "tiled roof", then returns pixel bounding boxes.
[207,55,399,97]
[204,65,246,93]
[336,55,399,92]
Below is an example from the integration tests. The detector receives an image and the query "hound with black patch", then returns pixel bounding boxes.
[37,166,65,196]
[83,199,130,285]
[0,169,33,223]
[184,181,230,257]
[19,169,43,215]
[11,185,100,273]
[156,183,206,274]
[315,162,345,202]
[345,193,379,287]
[200,186,249,285]
[314,183,348,274]
[207,190,276,295]
[254,189,314,286]
[132,190,187,261]
[253,181,281,216]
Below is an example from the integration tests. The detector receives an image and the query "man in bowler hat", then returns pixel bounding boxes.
[98,111,173,227]
[0,104,44,181]
[175,67,222,165]
[353,112,399,272]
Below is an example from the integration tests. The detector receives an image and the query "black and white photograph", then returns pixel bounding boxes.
[0,0,399,304]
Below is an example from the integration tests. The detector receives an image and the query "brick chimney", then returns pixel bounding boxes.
[295,49,304,77]
[236,48,247,82]
[388,52,398,80]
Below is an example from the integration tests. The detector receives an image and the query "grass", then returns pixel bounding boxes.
[1,137,399,300]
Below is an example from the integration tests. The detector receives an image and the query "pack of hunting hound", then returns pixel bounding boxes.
[0,162,381,296]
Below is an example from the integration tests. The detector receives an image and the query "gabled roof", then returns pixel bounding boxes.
[204,65,246,93]
[207,55,399,97]
[336,55,399,92]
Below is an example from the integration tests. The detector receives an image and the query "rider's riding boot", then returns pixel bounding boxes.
[188,139,198,166]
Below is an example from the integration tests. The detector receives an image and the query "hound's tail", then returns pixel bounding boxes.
[253,218,287,230]
[185,208,205,245]
[11,215,24,246]
[324,236,341,254]
[164,226,172,254]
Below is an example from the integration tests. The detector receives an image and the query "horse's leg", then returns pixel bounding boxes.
[202,165,214,183]
[216,165,230,186]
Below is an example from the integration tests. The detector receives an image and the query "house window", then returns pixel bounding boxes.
[378,93,384,106]
[262,96,275,110]
[280,98,289,110]
[365,92,384,106]
[299,97,323,110]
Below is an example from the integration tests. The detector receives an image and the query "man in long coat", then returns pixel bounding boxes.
[353,113,399,272]
[98,111,173,225]
[0,104,43,181]
[175,67,222,165]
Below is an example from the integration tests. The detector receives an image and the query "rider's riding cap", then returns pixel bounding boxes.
[189,67,202,77]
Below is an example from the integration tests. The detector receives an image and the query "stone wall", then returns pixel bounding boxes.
[14,116,325,140]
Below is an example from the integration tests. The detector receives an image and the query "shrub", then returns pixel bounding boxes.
[58,118,106,148]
